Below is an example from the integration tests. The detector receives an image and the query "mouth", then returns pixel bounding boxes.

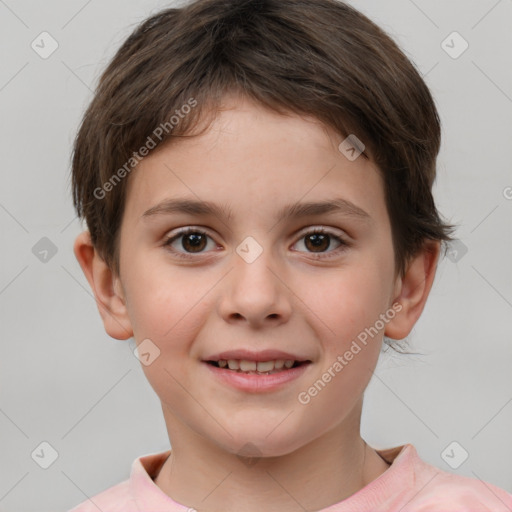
[204,359,311,375]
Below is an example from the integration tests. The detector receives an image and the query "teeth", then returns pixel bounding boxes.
[221,359,297,373]
[255,360,274,372]
[239,360,256,371]
[227,359,240,370]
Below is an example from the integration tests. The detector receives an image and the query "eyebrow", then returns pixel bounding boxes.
[141,197,371,224]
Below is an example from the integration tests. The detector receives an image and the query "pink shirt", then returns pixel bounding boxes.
[68,444,512,511]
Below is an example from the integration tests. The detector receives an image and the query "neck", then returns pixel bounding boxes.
[154,404,390,512]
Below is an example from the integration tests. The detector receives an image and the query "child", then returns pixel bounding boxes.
[68,0,512,510]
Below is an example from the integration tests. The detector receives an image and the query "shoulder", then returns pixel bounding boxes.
[407,473,512,511]
[67,479,133,512]
[401,445,512,511]
[66,450,172,512]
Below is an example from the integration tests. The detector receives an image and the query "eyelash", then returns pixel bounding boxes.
[162,227,350,261]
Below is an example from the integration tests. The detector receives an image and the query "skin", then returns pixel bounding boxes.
[74,94,440,512]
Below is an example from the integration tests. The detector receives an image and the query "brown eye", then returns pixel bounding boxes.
[163,228,215,258]
[304,232,331,252]
[293,227,348,258]
[180,232,207,253]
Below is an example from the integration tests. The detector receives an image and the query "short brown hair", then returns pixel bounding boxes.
[71,0,455,280]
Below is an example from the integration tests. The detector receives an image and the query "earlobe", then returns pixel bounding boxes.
[384,241,440,340]
[73,231,133,340]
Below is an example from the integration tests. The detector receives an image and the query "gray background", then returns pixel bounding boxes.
[0,0,511,511]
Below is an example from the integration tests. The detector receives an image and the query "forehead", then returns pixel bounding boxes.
[122,96,387,229]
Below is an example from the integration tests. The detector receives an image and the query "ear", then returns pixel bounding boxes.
[385,240,440,340]
[73,231,133,340]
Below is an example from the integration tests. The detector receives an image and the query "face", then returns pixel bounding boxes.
[115,95,400,457]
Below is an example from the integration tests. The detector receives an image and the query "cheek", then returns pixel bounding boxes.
[295,270,387,423]
[123,249,212,340]
[123,261,212,401]
[301,260,392,398]
[314,265,390,340]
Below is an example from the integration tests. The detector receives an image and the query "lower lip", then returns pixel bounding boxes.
[202,362,311,392]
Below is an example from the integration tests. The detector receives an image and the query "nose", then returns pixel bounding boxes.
[217,244,293,328]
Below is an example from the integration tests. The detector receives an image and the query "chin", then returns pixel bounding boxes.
[213,428,307,460]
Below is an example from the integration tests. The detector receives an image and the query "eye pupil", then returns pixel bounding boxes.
[306,233,330,252]
[183,233,206,252]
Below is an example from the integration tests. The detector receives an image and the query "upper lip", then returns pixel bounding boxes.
[203,349,311,362]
